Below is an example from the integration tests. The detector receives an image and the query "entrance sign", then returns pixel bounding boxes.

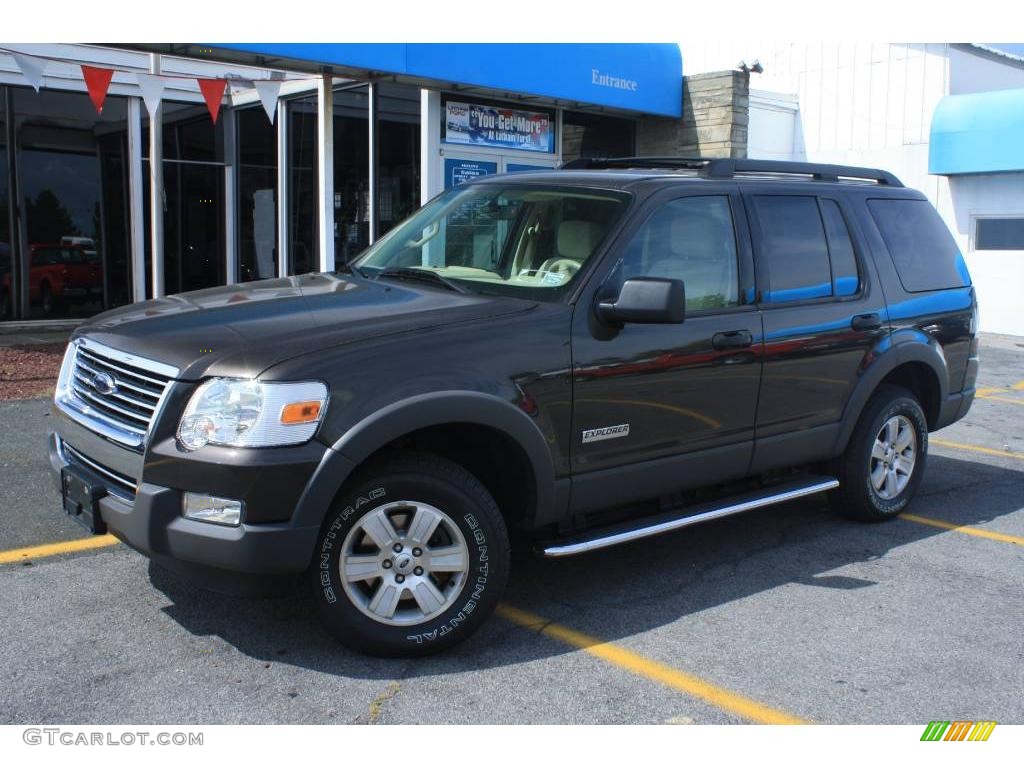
[445,101,554,153]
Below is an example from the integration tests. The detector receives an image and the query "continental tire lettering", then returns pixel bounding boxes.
[339,487,386,523]
[319,487,386,604]
[405,513,490,645]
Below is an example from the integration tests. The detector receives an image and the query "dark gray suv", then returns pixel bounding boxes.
[49,158,978,655]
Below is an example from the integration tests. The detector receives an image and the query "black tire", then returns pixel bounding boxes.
[311,452,510,657]
[40,283,55,316]
[830,384,928,522]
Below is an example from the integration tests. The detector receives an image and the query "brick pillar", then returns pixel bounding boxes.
[636,70,750,158]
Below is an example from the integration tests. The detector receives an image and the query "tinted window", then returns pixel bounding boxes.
[868,199,969,292]
[753,196,831,303]
[620,196,739,311]
[975,218,1024,251]
[820,199,859,297]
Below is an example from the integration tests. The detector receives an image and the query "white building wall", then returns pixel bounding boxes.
[935,173,1024,336]
[748,89,802,160]
[949,47,1024,94]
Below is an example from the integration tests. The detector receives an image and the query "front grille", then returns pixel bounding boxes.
[60,439,137,501]
[58,339,178,450]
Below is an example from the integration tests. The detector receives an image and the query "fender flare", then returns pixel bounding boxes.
[832,334,949,455]
[291,391,559,529]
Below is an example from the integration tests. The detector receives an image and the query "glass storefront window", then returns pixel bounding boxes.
[287,95,318,276]
[142,102,226,296]
[1,88,10,320]
[237,107,277,282]
[333,86,369,265]
[562,110,636,163]
[12,87,132,319]
[377,84,420,239]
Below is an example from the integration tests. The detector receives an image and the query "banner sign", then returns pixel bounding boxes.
[445,101,553,154]
[444,158,498,189]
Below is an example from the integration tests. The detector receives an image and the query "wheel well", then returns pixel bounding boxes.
[362,423,536,531]
[878,362,941,428]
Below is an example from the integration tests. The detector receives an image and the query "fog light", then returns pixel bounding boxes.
[183,493,242,526]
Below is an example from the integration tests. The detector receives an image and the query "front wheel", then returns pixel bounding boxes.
[312,453,510,656]
[831,384,928,522]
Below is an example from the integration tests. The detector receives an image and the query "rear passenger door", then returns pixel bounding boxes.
[744,190,889,472]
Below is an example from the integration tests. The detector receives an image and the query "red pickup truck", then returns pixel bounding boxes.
[28,244,103,315]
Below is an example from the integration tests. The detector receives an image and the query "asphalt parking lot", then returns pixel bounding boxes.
[1,334,1021,725]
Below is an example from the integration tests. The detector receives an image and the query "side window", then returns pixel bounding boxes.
[752,196,832,303]
[819,199,860,297]
[620,196,739,311]
[868,198,969,292]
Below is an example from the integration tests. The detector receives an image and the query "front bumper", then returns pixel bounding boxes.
[48,407,327,586]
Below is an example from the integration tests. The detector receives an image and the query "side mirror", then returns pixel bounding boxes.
[596,277,686,325]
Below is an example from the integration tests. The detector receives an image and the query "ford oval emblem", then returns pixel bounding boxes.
[92,372,117,396]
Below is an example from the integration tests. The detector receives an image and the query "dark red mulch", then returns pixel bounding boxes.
[0,343,65,400]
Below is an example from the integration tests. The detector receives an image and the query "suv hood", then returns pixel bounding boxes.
[77,273,533,380]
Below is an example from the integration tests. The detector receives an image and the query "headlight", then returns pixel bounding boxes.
[177,378,327,450]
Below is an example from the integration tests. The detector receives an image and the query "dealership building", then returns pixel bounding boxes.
[0,43,681,322]
[0,42,1021,335]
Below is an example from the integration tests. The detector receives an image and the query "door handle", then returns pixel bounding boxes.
[712,330,754,351]
[851,313,882,331]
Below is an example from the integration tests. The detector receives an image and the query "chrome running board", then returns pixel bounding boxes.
[540,476,839,558]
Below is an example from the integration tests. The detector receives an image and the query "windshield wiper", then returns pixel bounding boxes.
[375,266,468,293]
[334,261,366,278]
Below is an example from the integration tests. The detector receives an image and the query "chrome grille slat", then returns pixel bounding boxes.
[74,360,162,398]
[77,348,168,388]
[61,440,136,501]
[72,383,151,426]
[72,371,156,410]
[56,339,177,450]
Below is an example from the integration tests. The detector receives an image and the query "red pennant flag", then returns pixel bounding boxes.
[197,78,227,124]
[81,65,114,114]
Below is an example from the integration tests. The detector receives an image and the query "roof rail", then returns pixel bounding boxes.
[559,156,903,187]
[702,159,903,186]
[559,156,709,171]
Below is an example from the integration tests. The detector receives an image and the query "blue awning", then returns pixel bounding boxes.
[929,88,1024,175]
[215,43,683,118]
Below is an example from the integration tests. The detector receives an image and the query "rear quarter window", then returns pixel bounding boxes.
[867,198,970,292]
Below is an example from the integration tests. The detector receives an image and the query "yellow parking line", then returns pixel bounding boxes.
[496,604,808,725]
[977,395,1024,406]
[1012,381,1024,391]
[899,514,1024,547]
[931,438,1021,460]
[0,534,120,565]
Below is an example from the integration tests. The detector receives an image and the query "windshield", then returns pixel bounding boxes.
[354,184,630,300]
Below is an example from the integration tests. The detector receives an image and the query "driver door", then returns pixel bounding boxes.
[570,186,763,511]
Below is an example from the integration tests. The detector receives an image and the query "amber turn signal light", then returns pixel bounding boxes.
[280,400,323,425]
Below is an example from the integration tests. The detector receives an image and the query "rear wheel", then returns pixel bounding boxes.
[311,453,510,656]
[831,384,928,522]
[40,283,55,316]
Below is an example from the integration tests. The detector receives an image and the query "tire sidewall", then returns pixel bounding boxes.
[313,464,507,655]
[858,394,928,516]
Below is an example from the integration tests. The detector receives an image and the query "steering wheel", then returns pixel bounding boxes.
[537,257,581,279]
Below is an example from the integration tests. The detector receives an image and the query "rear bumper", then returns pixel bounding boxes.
[934,387,975,431]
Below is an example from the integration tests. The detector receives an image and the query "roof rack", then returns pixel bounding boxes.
[560,156,904,187]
